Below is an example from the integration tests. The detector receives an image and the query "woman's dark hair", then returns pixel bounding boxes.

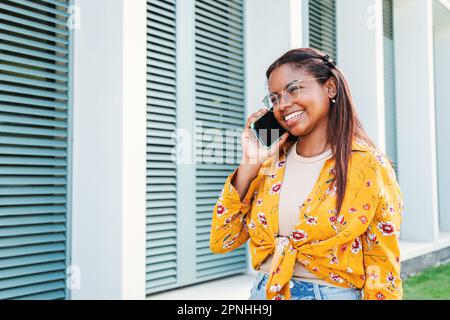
[266,47,378,215]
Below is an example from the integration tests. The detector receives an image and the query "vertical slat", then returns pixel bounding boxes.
[146,0,248,295]
[383,0,398,174]
[194,0,248,280]
[146,0,178,295]
[309,0,337,59]
[0,0,71,300]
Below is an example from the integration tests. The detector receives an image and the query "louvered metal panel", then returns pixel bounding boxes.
[146,0,178,295]
[309,0,337,59]
[0,0,71,300]
[194,0,247,280]
[383,0,398,174]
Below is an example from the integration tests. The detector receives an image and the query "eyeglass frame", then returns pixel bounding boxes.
[262,77,329,112]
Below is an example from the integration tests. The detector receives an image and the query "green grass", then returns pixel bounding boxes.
[403,261,450,300]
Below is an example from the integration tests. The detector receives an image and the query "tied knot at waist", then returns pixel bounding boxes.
[274,236,292,254]
[262,235,328,299]
[265,236,299,300]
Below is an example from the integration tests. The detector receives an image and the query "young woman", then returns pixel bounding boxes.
[209,48,404,300]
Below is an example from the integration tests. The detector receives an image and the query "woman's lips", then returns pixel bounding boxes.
[284,110,305,127]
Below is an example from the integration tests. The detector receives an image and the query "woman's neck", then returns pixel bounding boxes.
[296,125,330,158]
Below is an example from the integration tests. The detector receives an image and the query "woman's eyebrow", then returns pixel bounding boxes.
[269,79,301,94]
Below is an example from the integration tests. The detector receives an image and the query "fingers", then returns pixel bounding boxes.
[281,131,290,140]
[279,132,290,146]
[245,110,262,129]
[245,108,268,129]
[269,131,291,154]
[276,131,289,146]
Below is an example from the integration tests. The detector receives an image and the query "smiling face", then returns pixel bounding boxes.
[268,64,335,138]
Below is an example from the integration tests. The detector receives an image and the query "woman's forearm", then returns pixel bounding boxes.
[231,161,262,201]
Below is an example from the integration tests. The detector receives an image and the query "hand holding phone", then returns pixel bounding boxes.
[240,108,290,166]
[250,109,288,149]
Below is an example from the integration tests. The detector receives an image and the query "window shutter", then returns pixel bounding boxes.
[147,0,247,295]
[0,0,71,299]
[308,0,337,59]
[194,0,247,280]
[383,0,398,174]
[146,0,178,295]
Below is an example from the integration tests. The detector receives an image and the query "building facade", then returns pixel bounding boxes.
[0,0,449,299]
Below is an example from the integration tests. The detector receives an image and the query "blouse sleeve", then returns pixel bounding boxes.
[209,167,263,254]
[361,159,404,300]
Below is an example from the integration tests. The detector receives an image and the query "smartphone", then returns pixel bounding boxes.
[250,110,287,149]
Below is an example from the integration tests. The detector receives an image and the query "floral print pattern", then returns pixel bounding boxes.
[270,182,282,195]
[210,139,403,300]
[291,230,308,242]
[305,215,318,226]
[216,202,227,217]
[257,213,268,227]
[351,237,362,254]
[377,221,396,236]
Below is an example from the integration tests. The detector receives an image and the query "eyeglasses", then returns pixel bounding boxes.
[262,77,328,112]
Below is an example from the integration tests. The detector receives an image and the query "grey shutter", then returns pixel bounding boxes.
[146,0,178,294]
[309,0,337,59]
[0,0,71,299]
[146,0,247,295]
[194,0,247,280]
[383,0,398,174]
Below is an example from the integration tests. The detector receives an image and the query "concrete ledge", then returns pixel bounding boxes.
[147,273,254,300]
[400,232,450,261]
[401,244,450,279]
[396,233,450,278]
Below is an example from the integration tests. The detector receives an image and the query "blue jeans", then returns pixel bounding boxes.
[249,272,362,300]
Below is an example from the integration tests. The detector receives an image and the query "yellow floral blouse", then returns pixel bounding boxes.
[209,139,404,300]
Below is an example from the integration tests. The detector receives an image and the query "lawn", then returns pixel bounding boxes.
[403,261,450,300]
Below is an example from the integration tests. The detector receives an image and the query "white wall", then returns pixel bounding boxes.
[336,0,386,152]
[245,0,305,116]
[175,0,197,286]
[71,0,147,299]
[433,1,450,232]
[394,0,439,242]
